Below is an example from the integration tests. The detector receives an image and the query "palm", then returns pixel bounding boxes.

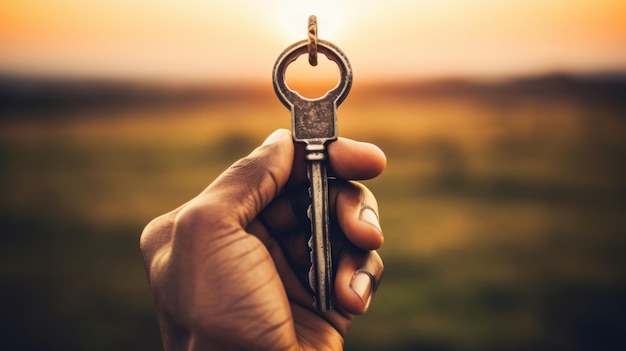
[239,199,351,350]
[187,222,347,351]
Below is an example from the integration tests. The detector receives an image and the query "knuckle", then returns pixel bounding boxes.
[140,212,174,257]
[173,200,234,244]
[174,201,217,235]
[371,250,384,271]
[363,250,384,283]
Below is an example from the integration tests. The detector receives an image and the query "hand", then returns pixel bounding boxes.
[140,129,386,350]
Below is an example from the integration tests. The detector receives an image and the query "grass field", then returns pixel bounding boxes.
[1,77,625,350]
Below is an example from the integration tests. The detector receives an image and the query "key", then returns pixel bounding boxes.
[272,34,352,312]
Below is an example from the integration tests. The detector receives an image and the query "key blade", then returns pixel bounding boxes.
[307,158,333,311]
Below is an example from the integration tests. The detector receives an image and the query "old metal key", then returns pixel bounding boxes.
[272,26,352,312]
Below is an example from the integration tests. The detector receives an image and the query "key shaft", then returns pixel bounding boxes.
[306,144,333,311]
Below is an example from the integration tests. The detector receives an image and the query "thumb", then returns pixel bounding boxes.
[200,128,294,228]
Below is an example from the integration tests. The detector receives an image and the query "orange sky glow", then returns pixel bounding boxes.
[1,0,625,83]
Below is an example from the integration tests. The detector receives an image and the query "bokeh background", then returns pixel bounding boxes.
[1,1,626,350]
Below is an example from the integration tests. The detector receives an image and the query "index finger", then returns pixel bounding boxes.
[329,137,386,180]
[291,137,386,183]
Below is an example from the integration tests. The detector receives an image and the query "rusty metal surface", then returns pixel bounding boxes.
[272,39,352,144]
[308,15,318,66]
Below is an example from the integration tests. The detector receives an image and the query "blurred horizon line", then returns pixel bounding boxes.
[3,67,626,85]
[2,69,626,118]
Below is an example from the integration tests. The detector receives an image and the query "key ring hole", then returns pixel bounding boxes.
[273,39,352,108]
[285,53,340,99]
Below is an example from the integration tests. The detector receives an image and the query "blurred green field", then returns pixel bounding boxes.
[1,80,625,350]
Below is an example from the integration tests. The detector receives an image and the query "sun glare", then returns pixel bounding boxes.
[256,1,376,44]
[0,0,625,82]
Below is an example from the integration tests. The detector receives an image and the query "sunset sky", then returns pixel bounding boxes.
[1,0,625,83]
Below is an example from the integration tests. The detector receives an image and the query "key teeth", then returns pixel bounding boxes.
[306,203,315,292]
[306,197,317,307]
[306,181,322,311]
[307,233,315,289]
[308,234,318,310]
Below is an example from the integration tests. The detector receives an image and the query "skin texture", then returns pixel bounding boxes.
[140,129,386,350]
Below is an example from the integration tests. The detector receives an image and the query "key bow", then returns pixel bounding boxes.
[272,39,352,144]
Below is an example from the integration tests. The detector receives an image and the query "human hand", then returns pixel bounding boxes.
[140,129,386,350]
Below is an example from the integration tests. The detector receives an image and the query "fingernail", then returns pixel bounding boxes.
[360,206,381,232]
[350,270,374,309]
[262,129,288,146]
